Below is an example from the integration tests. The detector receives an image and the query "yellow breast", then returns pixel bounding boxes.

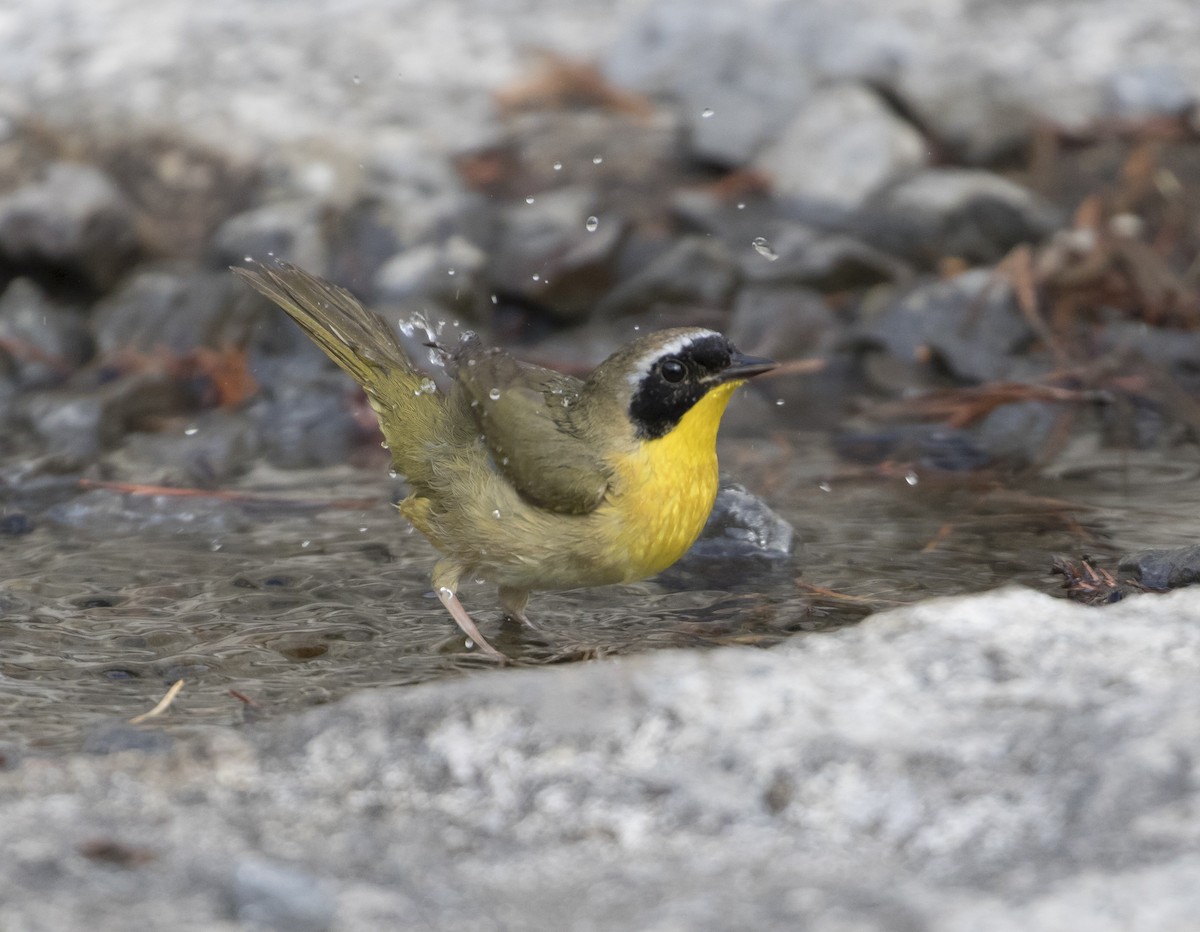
[600,382,740,581]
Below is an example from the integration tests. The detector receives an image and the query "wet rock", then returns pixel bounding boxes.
[210,200,329,272]
[663,485,793,589]
[373,235,487,318]
[861,169,1061,266]
[255,374,360,470]
[0,277,93,387]
[755,84,929,211]
[1119,545,1200,591]
[595,236,739,317]
[971,400,1066,471]
[229,857,336,932]
[0,162,140,291]
[603,2,814,165]
[739,223,909,291]
[92,266,269,355]
[44,488,245,536]
[18,372,190,461]
[0,511,33,535]
[859,269,1033,383]
[108,410,262,488]
[489,187,623,319]
[693,484,793,560]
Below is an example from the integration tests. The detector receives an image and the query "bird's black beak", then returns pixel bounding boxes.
[716,351,778,383]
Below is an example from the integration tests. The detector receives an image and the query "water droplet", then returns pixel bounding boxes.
[380,440,390,449]
[301,540,312,548]
[585,216,599,232]
[736,202,746,210]
[492,509,501,519]
[352,75,361,85]
[500,457,509,466]
[488,388,502,401]
[210,540,223,552]
[388,467,399,479]
[490,294,498,304]
[633,324,640,331]
[243,254,253,262]
[552,161,563,171]
[525,195,536,205]
[359,527,368,533]
[818,481,832,493]
[447,268,456,276]
[531,273,540,282]
[592,155,604,165]
[752,237,779,261]
[183,425,199,436]
[701,107,714,118]
[905,471,919,486]
[419,378,438,395]
[775,399,785,406]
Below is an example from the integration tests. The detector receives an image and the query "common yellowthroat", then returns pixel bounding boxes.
[236,262,776,658]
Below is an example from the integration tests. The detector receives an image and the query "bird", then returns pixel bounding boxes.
[235,261,777,659]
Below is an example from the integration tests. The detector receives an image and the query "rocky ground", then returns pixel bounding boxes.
[4,587,1200,930]
[2,0,1200,928]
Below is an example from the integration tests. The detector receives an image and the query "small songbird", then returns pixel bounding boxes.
[236,262,776,658]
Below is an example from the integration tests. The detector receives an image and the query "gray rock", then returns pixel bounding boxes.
[689,483,794,561]
[971,400,1066,470]
[108,410,262,488]
[92,265,270,355]
[0,277,93,387]
[18,372,189,461]
[489,187,623,319]
[860,269,1033,383]
[210,200,329,272]
[0,162,140,291]
[1104,63,1196,118]
[3,586,1200,929]
[861,168,1061,266]
[727,284,856,428]
[373,235,488,318]
[596,236,739,317]
[603,2,815,166]
[755,84,929,211]
[1119,545,1200,590]
[505,109,683,190]
[230,857,336,932]
[740,223,910,291]
[255,374,361,470]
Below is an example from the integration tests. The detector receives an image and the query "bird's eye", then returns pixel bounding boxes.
[660,358,686,383]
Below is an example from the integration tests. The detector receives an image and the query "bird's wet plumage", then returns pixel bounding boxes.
[236,261,776,659]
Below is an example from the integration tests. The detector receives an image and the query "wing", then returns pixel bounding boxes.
[449,337,610,515]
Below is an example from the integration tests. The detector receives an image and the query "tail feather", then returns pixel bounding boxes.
[235,262,443,481]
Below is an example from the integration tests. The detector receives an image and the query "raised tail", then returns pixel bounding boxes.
[235,262,443,480]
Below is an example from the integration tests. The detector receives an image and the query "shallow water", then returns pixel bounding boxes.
[2,438,1197,751]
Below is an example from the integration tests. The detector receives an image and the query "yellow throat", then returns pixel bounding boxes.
[603,381,742,580]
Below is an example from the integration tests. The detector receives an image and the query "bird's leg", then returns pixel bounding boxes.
[432,562,506,661]
[498,586,537,629]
